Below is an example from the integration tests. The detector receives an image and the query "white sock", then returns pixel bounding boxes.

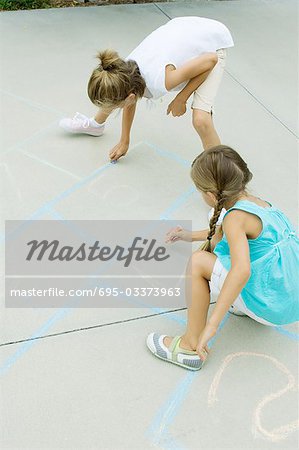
[90,118,105,127]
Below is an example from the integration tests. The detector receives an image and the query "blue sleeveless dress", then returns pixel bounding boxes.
[214,200,299,325]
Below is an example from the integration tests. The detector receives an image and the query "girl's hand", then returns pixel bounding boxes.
[165,226,192,243]
[167,97,187,117]
[109,141,129,162]
[196,323,218,361]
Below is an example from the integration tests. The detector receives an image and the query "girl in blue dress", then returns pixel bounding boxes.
[147,145,299,371]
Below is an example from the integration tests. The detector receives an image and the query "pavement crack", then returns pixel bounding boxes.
[0,307,187,347]
[225,69,298,138]
[154,3,172,19]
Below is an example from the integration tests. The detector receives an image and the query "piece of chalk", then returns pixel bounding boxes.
[110,160,117,164]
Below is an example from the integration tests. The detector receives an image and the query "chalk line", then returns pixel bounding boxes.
[147,313,231,447]
[208,352,299,442]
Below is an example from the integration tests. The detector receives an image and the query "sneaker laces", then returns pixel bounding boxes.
[72,112,91,129]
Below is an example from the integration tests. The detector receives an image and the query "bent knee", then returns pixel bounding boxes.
[189,250,216,279]
[192,111,212,133]
[190,250,209,272]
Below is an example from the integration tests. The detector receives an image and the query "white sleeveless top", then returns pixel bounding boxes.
[126,16,234,99]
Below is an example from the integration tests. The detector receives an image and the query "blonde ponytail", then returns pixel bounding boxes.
[97,49,121,71]
[87,49,146,110]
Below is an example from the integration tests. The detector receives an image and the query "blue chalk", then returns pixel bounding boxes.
[110,160,117,164]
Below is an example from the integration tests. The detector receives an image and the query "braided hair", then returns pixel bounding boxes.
[191,145,253,253]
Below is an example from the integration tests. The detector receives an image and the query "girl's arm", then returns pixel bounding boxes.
[120,101,137,143]
[193,226,223,245]
[165,53,218,91]
[192,229,209,242]
[109,101,137,161]
[174,69,212,104]
[196,211,251,360]
[166,226,222,246]
[165,227,208,244]
[166,70,212,116]
[166,53,218,116]
[209,211,251,328]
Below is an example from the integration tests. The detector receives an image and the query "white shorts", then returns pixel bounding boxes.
[191,48,226,113]
[209,258,274,326]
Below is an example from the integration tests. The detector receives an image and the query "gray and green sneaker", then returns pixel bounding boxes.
[146,333,203,371]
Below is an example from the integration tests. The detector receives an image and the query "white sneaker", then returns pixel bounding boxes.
[59,112,105,137]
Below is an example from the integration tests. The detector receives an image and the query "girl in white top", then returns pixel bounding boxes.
[60,16,234,161]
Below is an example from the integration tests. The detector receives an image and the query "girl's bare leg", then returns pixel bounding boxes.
[192,109,221,150]
[164,251,217,351]
[94,108,113,125]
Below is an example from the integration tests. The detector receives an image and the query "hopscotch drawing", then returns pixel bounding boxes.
[1,1,298,450]
[208,352,299,442]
